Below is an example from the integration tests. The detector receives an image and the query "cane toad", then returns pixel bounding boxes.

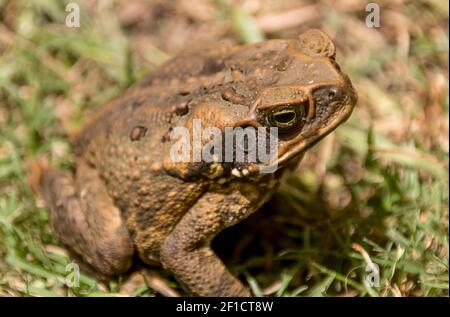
[41,29,357,296]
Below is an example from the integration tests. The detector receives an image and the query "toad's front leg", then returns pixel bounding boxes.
[160,183,266,297]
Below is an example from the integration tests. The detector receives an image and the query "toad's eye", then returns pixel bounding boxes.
[267,106,304,131]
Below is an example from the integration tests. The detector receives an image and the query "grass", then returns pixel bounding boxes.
[0,0,448,296]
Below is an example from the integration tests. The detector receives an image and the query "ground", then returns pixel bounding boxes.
[0,0,448,297]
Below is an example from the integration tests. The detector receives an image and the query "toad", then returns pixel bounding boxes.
[40,29,357,296]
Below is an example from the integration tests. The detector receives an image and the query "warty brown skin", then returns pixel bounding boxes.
[41,29,357,296]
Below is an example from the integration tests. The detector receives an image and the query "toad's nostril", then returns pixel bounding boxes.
[327,89,337,100]
[312,85,342,106]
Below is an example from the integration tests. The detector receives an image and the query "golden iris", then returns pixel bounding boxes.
[267,106,302,130]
